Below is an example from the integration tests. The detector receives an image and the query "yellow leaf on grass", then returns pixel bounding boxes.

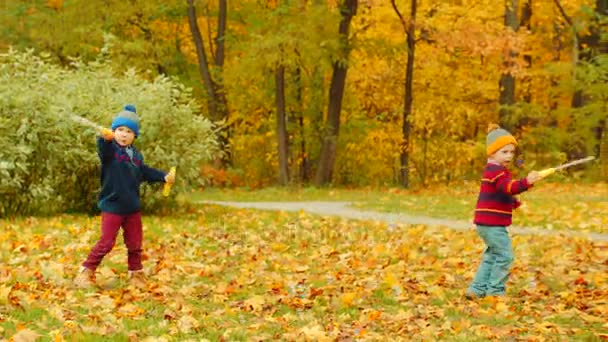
[341,292,357,307]
[118,303,145,317]
[271,242,289,252]
[214,282,227,294]
[177,315,199,334]
[52,331,64,342]
[12,328,41,342]
[295,265,309,272]
[579,312,605,323]
[299,324,331,341]
[142,337,170,342]
[367,310,382,321]
[384,272,399,286]
[451,319,471,333]
[0,285,11,305]
[536,321,557,332]
[495,301,509,312]
[243,295,265,312]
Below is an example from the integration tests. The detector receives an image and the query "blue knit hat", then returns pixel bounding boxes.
[111,104,140,137]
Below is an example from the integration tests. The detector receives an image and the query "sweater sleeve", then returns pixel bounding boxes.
[495,171,532,195]
[96,137,114,163]
[140,157,167,183]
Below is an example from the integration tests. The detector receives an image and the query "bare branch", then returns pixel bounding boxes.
[553,0,573,26]
[203,2,216,63]
[390,0,407,31]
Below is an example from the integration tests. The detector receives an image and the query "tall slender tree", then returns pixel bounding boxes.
[498,0,520,130]
[520,0,533,104]
[314,0,358,186]
[275,63,289,185]
[187,0,230,165]
[391,0,417,188]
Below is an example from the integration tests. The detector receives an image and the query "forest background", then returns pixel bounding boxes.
[1,2,607,340]
[1,0,606,203]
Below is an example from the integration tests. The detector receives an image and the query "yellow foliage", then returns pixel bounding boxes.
[46,0,63,10]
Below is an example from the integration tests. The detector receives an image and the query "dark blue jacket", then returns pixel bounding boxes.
[97,137,166,214]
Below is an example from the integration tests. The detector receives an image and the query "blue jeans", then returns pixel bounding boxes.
[468,225,514,297]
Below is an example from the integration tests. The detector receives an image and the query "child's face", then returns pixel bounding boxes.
[490,144,515,166]
[114,126,135,146]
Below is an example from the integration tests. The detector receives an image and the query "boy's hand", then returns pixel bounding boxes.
[526,171,541,184]
[100,128,114,141]
[513,198,522,209]
[165,170,176,184]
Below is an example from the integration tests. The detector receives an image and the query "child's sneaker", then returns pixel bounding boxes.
[128,270,147,289]
[74,266,96,288]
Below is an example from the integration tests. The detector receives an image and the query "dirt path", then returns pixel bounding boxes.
[202,201,608,242]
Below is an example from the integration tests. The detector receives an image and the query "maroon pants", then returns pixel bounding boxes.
[83,211,143,271]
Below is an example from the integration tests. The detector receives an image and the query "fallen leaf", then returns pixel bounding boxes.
[12,329,41,342]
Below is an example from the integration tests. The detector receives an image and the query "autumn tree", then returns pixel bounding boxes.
[0,1,194,78]
[498,0,520,130]
[314,0,358,186]
[298,0,328,182]
[274,2,289,186]
[187,0,230,165]
[554,0,607,161]
[391,0,416,188]
[520,0,533,104]
[2,0,604,186]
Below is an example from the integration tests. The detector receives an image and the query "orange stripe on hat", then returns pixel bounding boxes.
[487,135,518,156]
[486,124,517,156]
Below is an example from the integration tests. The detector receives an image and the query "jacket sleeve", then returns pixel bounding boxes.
[96,137,114,163]
[139,156,167,183]
[495,171,532,196]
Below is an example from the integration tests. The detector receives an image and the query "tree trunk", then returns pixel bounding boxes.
[391,0,416,188]
[214,0,230,165]
[215,0,227,68]
[549,17,563,111]
[187,0,231,165]
[498,0,519,130]
[307,0,326,182]
[187,0,218,119]
[314,0,358,186]
[275,65,289,186]
[601,119,608,181]
[520,0,532,104]
[294,65,309,183]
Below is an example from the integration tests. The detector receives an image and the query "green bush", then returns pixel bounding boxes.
[0,49,218,217]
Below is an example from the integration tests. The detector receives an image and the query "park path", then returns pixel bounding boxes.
[201,201,608,242]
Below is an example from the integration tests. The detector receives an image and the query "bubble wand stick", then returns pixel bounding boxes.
[537,156,595,178]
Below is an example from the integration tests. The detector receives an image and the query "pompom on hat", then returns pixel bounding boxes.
[111,104,140,137]
[486,123,517,156]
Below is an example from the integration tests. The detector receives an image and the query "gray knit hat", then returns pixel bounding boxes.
[486,123,517,156]
[111,104,140,136]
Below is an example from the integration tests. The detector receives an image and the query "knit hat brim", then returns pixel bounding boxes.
[487,135,517,156]
[111,117,139,137]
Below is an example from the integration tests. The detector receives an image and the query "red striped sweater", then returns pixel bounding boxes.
[474,162,532,226]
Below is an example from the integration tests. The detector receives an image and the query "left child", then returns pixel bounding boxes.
[74,104,175,288]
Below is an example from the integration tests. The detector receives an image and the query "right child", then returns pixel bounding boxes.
[467,124,541,298]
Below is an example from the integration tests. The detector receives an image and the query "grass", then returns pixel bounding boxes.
[187,181,608,233]
[1,205,606,340]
